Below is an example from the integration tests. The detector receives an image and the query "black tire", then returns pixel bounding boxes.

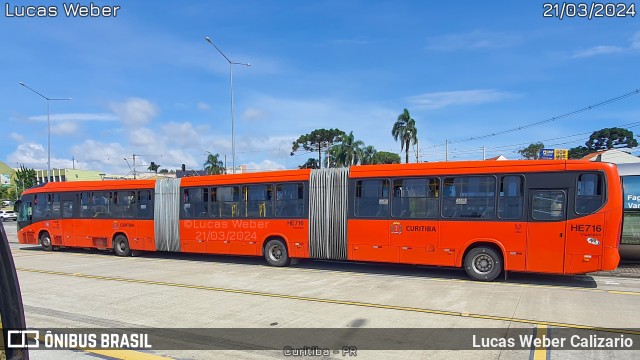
[464,247,502,281]
[113,234,131,257]
[264,239,291,267]
[40,232,53,252]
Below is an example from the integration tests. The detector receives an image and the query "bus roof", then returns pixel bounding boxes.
[20,160,616,195]
[349,159,615,178]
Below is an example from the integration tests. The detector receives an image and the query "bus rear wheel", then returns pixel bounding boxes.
[113,235,131,257]
[264,239,290,267]
[40,232,53,252]
[464,247,502,281]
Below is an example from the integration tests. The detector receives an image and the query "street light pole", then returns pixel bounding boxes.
[19,82,71,183]
[204,36,250,174]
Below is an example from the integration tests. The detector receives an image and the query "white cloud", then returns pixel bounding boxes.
[572,31,640,58]
[109,98,159,126]
[10,132,24,142]
[197,102,211,110]
[7,143,75,169]
[51,122,78,135]
[27,113,118,122]
[572,45,624,58]
[242,107,267,121]
[426,30,520,51]
[243,160,286,172]
[407,89,516,109]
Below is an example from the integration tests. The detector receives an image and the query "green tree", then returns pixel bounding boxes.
[392,108,418,164]
[518,142,545,160]
[330,131,365,167]
[14,165,37,195]
[158,168,169,174]
[203,152,226,175]
[373,151,401,164]
[291,128,345,167]
[147,161,161,173]
[299,158,320,169]
[361,145,378,165]
[586,127,638,150]
[568,146,591,159]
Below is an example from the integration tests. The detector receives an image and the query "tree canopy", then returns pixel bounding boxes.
[585,127,638,150]
[298,158,320,169]
[291,128,345,166]
[392,108,418,164]
[329,131,365,167]
[147,162,161,173]
[14,165,37,194]
[373,151,401,164]
[517,142,545,160]
[568,146,591,159]
[203,152,225,175]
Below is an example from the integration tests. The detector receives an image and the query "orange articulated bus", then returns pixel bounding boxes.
[15,160,622,281]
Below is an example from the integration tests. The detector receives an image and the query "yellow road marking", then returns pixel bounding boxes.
[533,325,548,360]
[17,267,640,336]
[16,248,640,297]
[82,349,171,359]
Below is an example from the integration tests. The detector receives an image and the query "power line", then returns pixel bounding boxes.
[419,120,640,161]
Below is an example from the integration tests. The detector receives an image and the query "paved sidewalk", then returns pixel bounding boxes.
[591,261,640,278]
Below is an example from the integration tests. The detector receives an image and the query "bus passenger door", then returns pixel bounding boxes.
[527,189,567,274]
[75,192,93,247]
[59,193,76,246]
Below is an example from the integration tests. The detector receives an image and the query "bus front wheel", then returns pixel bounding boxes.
[464,247,502,281]
[40,232,53,252]
[113,235,131,257]
[264,239,291,267]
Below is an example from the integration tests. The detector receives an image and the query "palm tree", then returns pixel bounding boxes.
[147,162,161,173]
[331,131,365,167]
[203,152,225,175]
[361,145,378,165]
[392,108,418,164]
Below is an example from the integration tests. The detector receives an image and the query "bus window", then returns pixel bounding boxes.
[216,186,240,218]
[80,192,92,218]
[244,185,273,218]
[355,179,389,218]
[498,175,523,219]
[61,193,75,218]
[137,190,153,219]
[91,191,111,218]
[275,183,304,218]
[49,193,60,218]
[113,191,136,218]
[391,178,439,218]
[32,193,48,220]
[183,188,209,218]
[442,176,496,219]
[576,173,604,214]
[532,190,565,220]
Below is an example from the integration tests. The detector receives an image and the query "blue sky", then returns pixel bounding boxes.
[1,1,639,175]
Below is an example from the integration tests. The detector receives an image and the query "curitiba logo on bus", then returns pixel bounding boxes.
[390,222,402,235]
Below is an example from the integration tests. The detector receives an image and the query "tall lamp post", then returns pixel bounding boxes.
[19,82,71,182]
[204,36,250,174]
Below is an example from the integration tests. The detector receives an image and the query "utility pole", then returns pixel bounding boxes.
[415,138,419,163]
[482,146,486,161]
[445,140,449,162]
[72,156,75,169]
[132,154,137,179]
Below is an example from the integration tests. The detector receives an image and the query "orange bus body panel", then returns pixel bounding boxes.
[17,160,622,277]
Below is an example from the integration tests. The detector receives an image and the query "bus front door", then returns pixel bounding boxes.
[526,189,567,274]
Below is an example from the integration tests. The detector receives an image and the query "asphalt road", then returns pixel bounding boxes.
[2,221,639,360]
